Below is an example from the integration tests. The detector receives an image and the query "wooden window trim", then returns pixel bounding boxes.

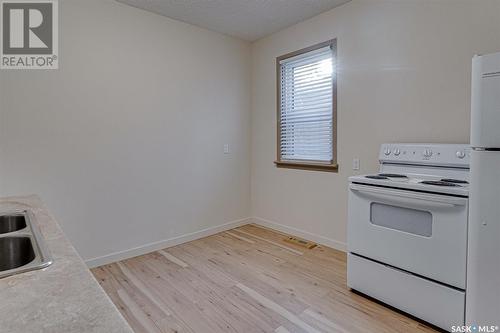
[275,39,338,173]
[274,160,339,172]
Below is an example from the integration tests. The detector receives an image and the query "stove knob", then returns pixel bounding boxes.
[456,150,466,159]
[393,148,401,156]
[384,148,391,156]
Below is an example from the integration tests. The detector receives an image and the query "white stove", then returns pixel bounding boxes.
[347,143,470,332]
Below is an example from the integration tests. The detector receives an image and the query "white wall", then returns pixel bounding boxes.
[3,0,500,264]
[250,0,500,250]
[0,0,251,263]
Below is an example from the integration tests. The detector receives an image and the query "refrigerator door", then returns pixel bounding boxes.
[471,52,500,148]
[466,150,500,325]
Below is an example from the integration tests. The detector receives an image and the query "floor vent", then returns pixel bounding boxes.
[284,237,317,249]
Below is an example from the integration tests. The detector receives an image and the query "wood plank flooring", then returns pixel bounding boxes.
[92,224,440,333]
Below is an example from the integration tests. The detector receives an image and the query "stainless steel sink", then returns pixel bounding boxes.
[0,237,36,271]
[0,211,52,279]
[0,215,27,234]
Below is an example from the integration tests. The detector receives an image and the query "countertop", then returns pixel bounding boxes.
[0,195,134,333]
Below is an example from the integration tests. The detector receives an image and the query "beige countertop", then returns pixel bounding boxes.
[0,195,134,333]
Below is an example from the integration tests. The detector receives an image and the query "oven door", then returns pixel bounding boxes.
[348,183,468,289]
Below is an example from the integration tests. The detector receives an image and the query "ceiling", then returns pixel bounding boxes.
[116,0,351,41]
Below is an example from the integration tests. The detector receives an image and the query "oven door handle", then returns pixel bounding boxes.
[349,183,467,207]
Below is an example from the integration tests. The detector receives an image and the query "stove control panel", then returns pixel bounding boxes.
[379,144,471,168]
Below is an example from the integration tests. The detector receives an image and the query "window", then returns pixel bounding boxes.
[275,39,337,172]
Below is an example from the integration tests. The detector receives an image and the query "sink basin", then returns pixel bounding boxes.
[0,211,52,279]
[0,237,35,271]
[0,215,27,234]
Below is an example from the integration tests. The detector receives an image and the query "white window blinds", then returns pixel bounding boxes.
[279,45,334,163]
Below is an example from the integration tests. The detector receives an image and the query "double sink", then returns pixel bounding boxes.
[0,211,52,279]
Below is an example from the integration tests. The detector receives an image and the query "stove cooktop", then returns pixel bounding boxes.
[353,173,469,196]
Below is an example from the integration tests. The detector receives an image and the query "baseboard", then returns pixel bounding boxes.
[85,217,251,268]
[251,217,347,252]
[85,216,346,268]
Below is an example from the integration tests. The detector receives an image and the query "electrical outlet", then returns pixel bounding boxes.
[224,144,230,154]
[353,158,360,170]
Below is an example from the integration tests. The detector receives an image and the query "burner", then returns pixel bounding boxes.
[420,180,461,187]
[378,173,408,178]
[441,178,469,184]
[366,175,388,180]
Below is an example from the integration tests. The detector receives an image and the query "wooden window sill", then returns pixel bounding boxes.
[274,161,339,172]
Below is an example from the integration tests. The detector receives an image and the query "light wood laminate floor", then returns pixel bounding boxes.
[92,224,440,333]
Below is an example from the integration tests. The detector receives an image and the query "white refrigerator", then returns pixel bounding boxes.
[467,51,500,325]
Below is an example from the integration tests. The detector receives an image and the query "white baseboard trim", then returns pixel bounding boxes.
[251,217,347,253]
[85,217,251,268]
